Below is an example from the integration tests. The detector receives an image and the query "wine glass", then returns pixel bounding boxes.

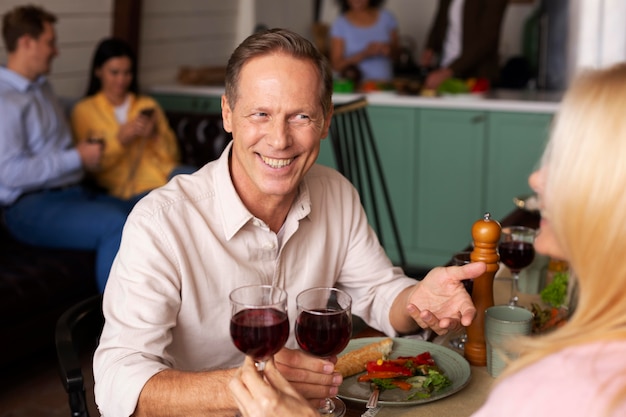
[295,287,352,417]
[498,226,536,306]
[449,250,473,350]
[229,285,289,371]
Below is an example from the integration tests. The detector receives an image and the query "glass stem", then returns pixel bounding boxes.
[320,397,335,414]
[510,272,520,305]
[255,360,267,372]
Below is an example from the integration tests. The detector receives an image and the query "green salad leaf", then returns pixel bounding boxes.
[406,369,452,400]
[540,272,569,307]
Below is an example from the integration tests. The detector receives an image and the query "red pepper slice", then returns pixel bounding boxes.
[391,380,413,391]
[398,352,435,366]
[366,361,411,375]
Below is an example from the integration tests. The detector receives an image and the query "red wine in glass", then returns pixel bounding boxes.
[296,287,352,417]
[295,308,352,357]
[498,241,535,272]
[230,308,289,362]
[499,226,536,305]
[229,285,289,371]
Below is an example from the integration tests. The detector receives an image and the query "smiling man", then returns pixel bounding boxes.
[94,28,485,417]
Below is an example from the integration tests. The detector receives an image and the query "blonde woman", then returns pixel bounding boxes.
[229,64,626,417]
[472,63,626,416]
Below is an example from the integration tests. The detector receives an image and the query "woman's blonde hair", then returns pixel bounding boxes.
[501,63,626,413]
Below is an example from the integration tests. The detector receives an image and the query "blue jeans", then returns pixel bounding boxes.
[3,186,135,293]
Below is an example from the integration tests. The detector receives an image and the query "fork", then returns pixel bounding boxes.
[366,382,380,408]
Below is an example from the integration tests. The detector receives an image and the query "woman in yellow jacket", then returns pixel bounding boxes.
[71,38,195,201]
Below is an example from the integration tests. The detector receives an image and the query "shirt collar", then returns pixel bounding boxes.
[0,65,47,92]
[214,141,312,240]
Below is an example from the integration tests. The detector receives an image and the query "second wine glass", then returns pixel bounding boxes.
[295,287,352,417]
[229,284,289,371]
[498,226,536,306]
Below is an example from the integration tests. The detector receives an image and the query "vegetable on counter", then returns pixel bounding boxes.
[437,77,490,95]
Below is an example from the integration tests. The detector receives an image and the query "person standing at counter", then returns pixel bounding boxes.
[330,0,399,84]
[419,0,508,90]
[0,5,133,293]
[93,28,485,417]
[71,37,195,202]
[229,63,626,417]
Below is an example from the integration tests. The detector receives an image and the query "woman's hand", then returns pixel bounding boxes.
[364,41,390,57]
[273,347,342,409]
[117,114,157,145]
[230,356,319,417]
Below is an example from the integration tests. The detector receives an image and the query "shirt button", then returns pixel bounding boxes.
[263,242,276,250]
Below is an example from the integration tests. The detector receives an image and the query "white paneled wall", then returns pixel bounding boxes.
[139,0,240,87]
[0,0,113,98]
[1,0,242,98]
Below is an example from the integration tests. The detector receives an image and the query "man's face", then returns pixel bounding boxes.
[222,52,332,206]
[23,21,58,76]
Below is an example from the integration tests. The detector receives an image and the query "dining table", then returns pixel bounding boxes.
[343,207,541,417]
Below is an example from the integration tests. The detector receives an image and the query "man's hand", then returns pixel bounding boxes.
[424,67,453,90]
[76,140,103,171]
[274,348,342,409]
[406,262,486,335]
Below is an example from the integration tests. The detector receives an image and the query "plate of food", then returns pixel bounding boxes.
[336,337,471,406]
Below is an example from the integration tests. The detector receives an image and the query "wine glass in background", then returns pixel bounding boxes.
[229,285,289,372]
[449,251,473,350]
[498,226,536,306]
[296,287,352,417]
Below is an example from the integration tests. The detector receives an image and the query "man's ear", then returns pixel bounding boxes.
[17,34,32,51]
[321,107,334,139]
[221,95,232,133]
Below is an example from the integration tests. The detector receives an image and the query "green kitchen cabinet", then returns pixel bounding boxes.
[416,109,487,266]
[485,112,552,220]
[366,105,420,265]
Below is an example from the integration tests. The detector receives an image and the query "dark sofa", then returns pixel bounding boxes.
[0,111,229,368]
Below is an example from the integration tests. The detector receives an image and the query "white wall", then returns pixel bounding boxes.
[0,0,242,98]
[139,0,240,87]
[568,0,626,78]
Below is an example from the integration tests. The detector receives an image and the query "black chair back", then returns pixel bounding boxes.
[330,97,424,278]
[55,294,103,417]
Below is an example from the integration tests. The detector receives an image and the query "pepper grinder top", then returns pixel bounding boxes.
[471,213,501,265]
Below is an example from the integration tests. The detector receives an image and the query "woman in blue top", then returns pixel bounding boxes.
[330,0,399,83]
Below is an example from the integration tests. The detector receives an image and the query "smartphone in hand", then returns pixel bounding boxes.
[140,107,155,118]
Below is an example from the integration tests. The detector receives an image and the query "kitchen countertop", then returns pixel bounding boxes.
[148,84,562,114]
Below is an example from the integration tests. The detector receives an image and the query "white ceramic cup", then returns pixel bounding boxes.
[484,305,533,378]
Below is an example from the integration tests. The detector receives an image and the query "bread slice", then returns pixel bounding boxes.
[335,338,393,377]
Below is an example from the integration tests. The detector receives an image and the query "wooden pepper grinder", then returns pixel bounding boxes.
[464,212,501,366]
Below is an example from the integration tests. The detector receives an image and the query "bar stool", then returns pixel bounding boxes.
[329,97,425,278]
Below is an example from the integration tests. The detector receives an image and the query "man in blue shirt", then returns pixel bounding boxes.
[0,5,133,292]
